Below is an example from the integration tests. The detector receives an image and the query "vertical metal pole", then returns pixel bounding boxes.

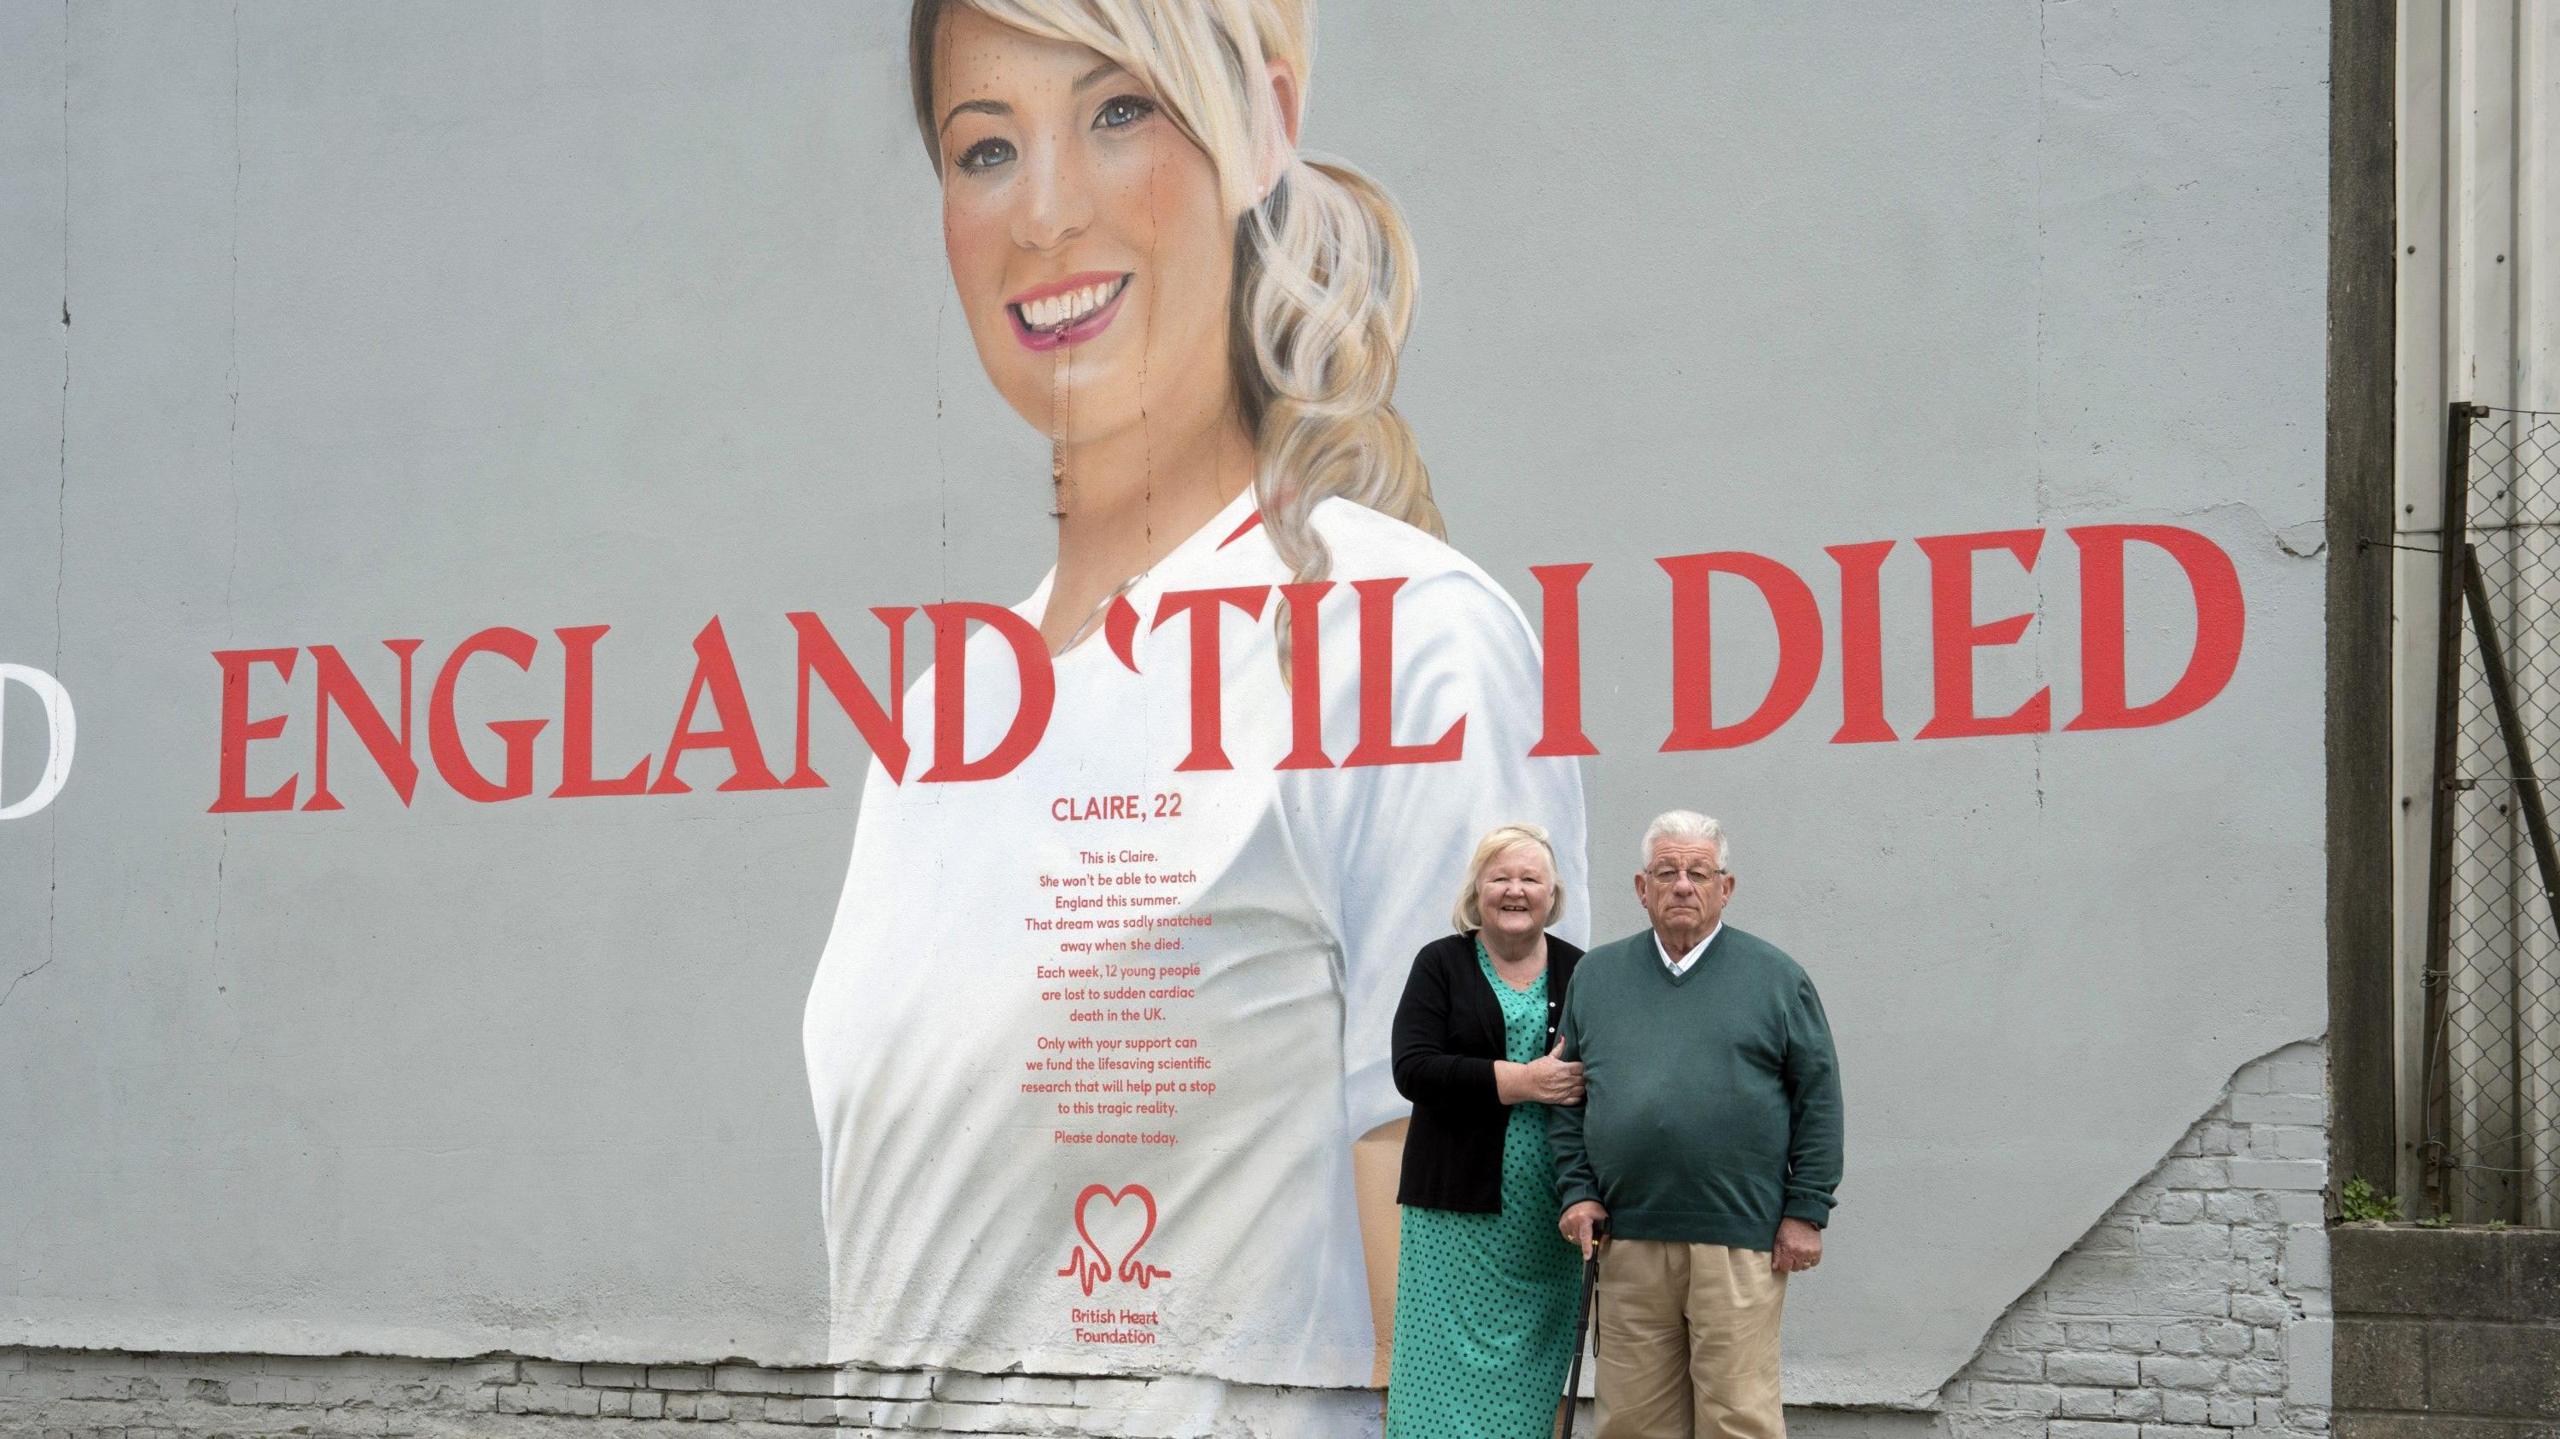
[2421,402,2489,1213]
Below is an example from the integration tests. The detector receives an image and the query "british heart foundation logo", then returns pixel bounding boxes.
[1057,1183,1173,1296]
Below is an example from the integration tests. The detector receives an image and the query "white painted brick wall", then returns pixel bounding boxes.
[1937,1040,2333,1439]
[0,1044,2329,1438]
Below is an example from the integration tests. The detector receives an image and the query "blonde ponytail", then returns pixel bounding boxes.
[1235,154,1442,590]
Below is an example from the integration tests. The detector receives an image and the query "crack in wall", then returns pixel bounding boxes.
[226,0,241,624]
[2031,0,2055,822]
[0,956,58,1011]
[53,0,68,668]
[46,0,70,1004]
[210,2,242,980]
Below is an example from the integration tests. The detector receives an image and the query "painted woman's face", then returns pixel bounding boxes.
[931,8,1240,454]
[1477,843,1557,944]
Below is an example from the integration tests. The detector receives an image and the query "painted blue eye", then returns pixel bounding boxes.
[957,137,1015,171]
[1095,95,1157,130]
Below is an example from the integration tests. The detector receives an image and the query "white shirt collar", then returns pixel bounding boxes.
[1654,922,1722,978]
[1016,487,1261,624]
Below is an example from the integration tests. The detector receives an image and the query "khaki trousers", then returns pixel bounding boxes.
[1592,1239,1787,1439]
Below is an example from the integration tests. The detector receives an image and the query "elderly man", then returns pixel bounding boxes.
[1551,810,1843,1439]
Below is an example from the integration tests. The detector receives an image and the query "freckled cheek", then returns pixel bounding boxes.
[1146,163,1232,263]
[941,192,1011,322]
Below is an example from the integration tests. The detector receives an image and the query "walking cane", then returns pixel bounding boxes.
[1554,1218,1607,1439]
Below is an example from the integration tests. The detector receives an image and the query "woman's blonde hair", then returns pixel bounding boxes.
[907,0,1444,594]
[1450,823,1564,933]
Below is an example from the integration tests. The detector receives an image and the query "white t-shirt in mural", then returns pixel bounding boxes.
[802,489,1589,1387]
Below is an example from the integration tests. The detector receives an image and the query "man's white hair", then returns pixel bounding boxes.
[1641,810,1731,872]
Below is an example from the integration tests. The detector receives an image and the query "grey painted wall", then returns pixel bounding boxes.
[0,0,2327,1408]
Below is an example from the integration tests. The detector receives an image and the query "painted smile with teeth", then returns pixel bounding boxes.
[1009,274,1132,344]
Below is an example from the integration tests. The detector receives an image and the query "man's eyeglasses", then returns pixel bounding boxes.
[1646,866,1727,888]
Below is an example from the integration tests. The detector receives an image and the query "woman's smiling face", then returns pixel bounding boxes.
[1476,842,1557,944]
[931,7,1240,451]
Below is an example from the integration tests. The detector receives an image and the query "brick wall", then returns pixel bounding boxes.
[2330,1226,2560,1439]
[0,1354,1386,1438]
[0,1352,1952,1439]
[1936,1041,2334,1439]
[1,1043,2331,1439]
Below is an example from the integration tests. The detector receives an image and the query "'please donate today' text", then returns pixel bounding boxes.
[198,524,2246,815]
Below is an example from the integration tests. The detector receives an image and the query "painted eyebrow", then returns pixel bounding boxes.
[939,97,1007,135]
[939,63,1131,137]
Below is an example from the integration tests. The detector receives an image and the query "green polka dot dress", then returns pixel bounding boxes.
[1384,941,1582,1439]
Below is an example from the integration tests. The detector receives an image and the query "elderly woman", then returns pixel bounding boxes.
[1385,823,1589,1438]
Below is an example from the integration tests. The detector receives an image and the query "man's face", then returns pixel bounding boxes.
[1635,838,1733,947]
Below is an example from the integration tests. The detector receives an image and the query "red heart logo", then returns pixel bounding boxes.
[1073,1183,1157,1278]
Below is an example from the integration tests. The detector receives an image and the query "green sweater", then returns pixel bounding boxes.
[1550,925,1843,1250]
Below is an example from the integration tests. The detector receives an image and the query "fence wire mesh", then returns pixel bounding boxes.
[2423,402,2560,1226]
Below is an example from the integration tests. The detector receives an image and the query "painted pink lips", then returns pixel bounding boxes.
[1008,272,1132,352]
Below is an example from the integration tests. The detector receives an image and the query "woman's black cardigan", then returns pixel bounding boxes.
[1389,930,1583,1213]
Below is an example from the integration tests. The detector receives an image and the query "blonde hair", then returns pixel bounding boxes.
[1450,823,1564,933]
[908,0,1444,595]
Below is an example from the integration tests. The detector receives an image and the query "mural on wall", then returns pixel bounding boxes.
[801,0,1584,1385]
[0,0,2328,1412]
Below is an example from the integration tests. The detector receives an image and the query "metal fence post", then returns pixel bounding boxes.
[2420,401,2488,1212]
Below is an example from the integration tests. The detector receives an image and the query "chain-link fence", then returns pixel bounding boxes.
[2422,402,2560,1226]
